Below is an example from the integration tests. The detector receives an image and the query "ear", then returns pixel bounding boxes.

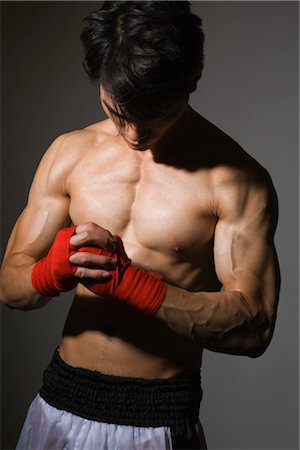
[189,63,203,93]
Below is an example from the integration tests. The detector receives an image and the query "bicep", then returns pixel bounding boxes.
[3,135,71,263]
[213,181,280,319]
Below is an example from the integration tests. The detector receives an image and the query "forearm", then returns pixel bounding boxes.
[156,285,269,357]
[0,254,52,310]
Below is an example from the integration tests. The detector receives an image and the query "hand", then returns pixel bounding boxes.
[69,222,118,281]
[77,235,168,315]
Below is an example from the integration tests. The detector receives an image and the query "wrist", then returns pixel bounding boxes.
[31,226,78,297]
[114,265,168,314]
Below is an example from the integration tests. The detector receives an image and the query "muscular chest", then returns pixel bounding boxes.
[67,149,216,256]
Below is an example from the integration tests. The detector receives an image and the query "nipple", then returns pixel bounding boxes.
[172,243,183,253]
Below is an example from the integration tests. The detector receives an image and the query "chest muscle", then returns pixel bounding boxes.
[67,151,216,259]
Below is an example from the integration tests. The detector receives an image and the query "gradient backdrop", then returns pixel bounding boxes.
[1,2,299,449]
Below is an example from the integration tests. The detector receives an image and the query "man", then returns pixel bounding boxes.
[0,1,280,449]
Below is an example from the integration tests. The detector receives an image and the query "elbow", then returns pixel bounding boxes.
[0,285,36,311]
[246,344,267,359]
[1,294,50,311]
[0,274,49,310]
[245,324,274,358]
[244,303,277,358]
[230,311,275,358]
[0,296,32,311]
[0,285,22,310]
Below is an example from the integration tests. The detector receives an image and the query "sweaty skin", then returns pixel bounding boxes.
[0,102,280,379]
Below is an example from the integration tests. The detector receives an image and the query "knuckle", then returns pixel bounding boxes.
[98,270,111,280]
[78,222,93,235]
[86,222,96,231]
[74,224,82,233]
[76,268,85,279]
[83,231,91,242]
[79,255,87,264]
[103,256,112,265]
[81,231,89,241]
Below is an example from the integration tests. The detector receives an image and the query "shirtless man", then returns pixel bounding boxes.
[0,2,280,449]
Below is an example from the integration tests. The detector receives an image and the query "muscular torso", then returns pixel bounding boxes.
[58,111,256,378]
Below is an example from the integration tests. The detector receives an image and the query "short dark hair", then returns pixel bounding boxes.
[80,1,205,123]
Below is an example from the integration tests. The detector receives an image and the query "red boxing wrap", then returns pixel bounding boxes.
[31,226,78,296]
[80,237,167,314]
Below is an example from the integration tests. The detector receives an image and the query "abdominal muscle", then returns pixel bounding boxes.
[58,208,217,379]
[59,282,203,379]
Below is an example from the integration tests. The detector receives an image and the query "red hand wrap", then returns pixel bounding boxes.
[31,226,78,296]
[80,237,167,314]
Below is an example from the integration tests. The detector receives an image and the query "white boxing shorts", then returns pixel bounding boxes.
[16,348,207,449]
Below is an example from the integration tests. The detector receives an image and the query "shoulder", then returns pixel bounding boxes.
[192,116,278,222]
[204,136,279,239]
[32,119,116,195]
[210,151,278,236]
[41,118,115,173]
[47,118,116,162]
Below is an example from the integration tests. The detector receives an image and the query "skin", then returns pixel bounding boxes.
[0,86,280,379]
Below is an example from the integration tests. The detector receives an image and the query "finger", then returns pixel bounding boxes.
[70,233,116,251]
[69,231,88,247]
[69,252,117,270]
[106,236,118,252]
[70,223,116,251]
[74,222,110,235]
[73,267,112,281]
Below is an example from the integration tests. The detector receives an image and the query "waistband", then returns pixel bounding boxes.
[39,348,202,428]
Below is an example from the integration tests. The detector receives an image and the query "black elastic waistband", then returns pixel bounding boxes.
[39,348,202,428]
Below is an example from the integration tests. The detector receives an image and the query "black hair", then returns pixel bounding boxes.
[80,1,205,124]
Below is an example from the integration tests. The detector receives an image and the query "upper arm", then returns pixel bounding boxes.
[213,168,280,335]
[3,133,73,264]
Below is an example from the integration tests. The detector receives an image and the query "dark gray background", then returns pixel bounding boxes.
[1,2,299,449]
